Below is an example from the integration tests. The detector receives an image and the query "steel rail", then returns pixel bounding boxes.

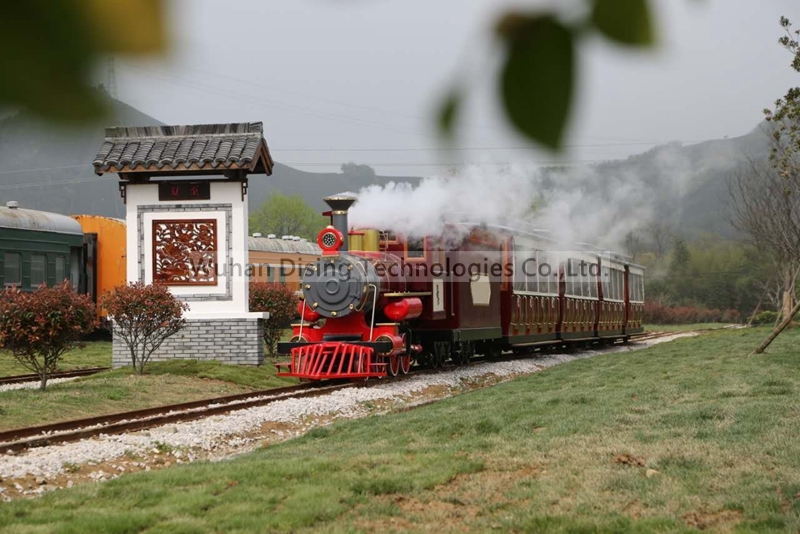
[0,382,355,453]
[0,329,691,453]
[0,367,110,386]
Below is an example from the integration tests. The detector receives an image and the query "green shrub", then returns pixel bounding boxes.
[752,310,779,325]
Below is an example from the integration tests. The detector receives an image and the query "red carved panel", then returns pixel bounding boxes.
[152,219,218,285]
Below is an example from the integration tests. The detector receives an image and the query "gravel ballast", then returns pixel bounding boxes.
[0,333,694,497]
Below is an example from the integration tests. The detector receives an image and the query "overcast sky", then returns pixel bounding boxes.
[118,0,798,176]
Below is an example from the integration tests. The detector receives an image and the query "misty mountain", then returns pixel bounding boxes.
[536,126,771,243]
[0,95,419,218]
[0,94,165,218]
[0,95,770,241]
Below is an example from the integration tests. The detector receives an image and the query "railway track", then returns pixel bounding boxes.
[0,330,695,454]
[0,354,525,453]
[0,367,109,387]
[0,381,356,453]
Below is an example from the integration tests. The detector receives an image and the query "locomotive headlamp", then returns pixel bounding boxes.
[317,226,344,255]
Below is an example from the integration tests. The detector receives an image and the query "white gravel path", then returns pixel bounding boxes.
[0,377,81,393]
[0,333,694,481]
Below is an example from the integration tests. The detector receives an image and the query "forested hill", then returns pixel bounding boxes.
[0,96,419,218]
[538,125,772,240]
[0,95,770,239]
[0,95,164,218]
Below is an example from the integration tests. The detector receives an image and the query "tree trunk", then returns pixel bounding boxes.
[751,297,800,355]
[779,266,796,325]
[746,280,771,327]
[39,371,47,391]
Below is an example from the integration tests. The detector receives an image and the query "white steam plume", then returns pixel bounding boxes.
[348,165,537,241]
[347,141,741,251]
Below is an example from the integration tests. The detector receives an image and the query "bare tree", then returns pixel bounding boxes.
[645,221,674,258]
[622,230,645,261]
[729,158,800,323]
[734,16,800,353]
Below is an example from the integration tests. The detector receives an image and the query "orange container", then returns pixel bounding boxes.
[72,215,127,314]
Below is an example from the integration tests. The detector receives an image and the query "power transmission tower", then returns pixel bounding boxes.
[106,56,118,99]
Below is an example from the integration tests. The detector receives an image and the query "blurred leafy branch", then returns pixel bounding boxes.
[764,16,800,180]
[1,0,657,150]
[0,0,166,122]
[440,0,655,150]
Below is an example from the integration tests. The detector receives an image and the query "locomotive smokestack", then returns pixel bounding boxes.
[323,194,357,252]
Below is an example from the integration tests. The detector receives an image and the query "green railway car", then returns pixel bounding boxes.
[0,202,85,291]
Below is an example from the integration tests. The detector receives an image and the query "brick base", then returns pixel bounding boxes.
[112,318,265,368]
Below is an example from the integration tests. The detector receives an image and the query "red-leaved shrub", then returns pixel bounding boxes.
[644,301,741,325]
[250,282,298,356]
[101,282,188,375]
[0,281,97,390]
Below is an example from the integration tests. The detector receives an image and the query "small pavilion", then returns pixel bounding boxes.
[93,122,273,366]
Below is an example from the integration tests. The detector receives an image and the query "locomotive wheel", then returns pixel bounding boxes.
[388,355,400,377]
[452,344,463,365]
[418,350,434,368]
[454,341,474,365]
[433,342,450,368]
[463,341,475,364]
[400,354,412,374]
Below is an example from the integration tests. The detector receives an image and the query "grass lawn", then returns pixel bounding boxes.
[2,328,800,532]
[644,323,734,333]
[0,359,297,431]
[0,341,113,377]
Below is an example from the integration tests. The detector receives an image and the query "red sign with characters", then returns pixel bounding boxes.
[158,181,211,201]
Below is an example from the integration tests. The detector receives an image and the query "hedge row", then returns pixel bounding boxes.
[644,301,742,325]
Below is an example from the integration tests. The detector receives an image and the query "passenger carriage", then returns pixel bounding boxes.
[276,195,647,380]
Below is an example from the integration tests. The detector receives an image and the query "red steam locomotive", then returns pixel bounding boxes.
[276,195,645,380]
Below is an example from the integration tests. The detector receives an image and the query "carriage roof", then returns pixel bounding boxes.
[0,205,83,236]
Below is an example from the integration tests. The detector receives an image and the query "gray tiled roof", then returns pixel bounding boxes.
[93,122,272,175]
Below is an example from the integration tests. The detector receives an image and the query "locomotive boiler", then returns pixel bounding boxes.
[276,195,423,379]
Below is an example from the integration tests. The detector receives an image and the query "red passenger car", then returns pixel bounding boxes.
[276,196,645,380]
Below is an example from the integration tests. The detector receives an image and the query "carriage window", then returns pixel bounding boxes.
[528,251,539,293]
[611,270,618,301]
[589,263,598,298]
[630,273,644,302]
[55,256,67,283]
[30,254,46,287]
[581,266,590,297]
[613,270,619,301]
[549,254,560,295]
[565,259,574,296]
[514,248,527,292]
[4,252,21,286]
[406,238,425,259]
